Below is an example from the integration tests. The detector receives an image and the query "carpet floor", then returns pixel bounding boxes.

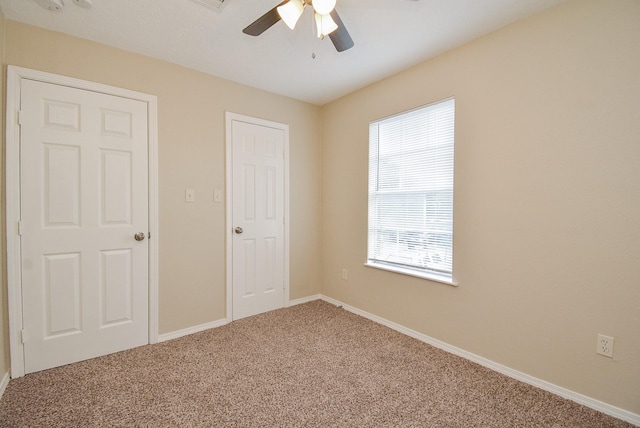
[0,300,633,427]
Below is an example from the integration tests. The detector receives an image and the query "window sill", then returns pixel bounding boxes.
[364,262,458,287]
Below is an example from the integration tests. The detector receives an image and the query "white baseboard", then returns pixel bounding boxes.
[288,294,322,307]
[319,295,640,426]
[0,371,9,400]
[158,293,324,343]
[158,318,228,342]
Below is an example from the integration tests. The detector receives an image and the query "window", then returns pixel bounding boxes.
[367,97,455,284]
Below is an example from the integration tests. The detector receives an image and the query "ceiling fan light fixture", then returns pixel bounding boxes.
[243,0,353,52]
[312,0,336,15]
[277,0,305,30]
[315,13,338,38]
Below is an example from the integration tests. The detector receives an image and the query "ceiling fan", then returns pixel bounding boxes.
[243,0,354,52]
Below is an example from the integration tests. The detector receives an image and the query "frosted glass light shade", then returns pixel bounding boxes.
[277,0,305,30]
[315,13,338,38]
[312,0,336,15]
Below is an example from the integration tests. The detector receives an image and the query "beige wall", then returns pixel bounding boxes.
[321,0,640,414]
[0,9,7,381]
[1,0,638,419]
[2,20,323,337]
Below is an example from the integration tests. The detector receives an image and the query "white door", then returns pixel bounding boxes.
[231,118,286,320]
[20,79,149,374]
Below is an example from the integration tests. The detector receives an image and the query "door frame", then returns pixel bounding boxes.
[225,112,290,321]
[5,66,160,378]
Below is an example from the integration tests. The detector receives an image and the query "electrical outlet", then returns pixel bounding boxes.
[341,269,348,280]
[596,334,614,358]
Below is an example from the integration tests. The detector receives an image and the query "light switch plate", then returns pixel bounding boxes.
[214,189,223,203]
[185,188,195,202]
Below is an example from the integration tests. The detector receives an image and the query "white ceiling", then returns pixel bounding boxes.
[0,0,566,105]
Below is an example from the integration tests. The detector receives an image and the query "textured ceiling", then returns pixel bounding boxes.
[0,0,566,105]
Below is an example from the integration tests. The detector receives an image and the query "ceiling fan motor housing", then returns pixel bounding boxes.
[312,0,337,15]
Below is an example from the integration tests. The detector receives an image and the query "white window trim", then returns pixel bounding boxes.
[366,97,456,285]
[364,262,458,286]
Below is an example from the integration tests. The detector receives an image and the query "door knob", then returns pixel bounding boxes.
[134,232,146,241]
[234,227,243,234]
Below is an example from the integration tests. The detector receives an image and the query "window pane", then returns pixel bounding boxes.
[368,98,455,279]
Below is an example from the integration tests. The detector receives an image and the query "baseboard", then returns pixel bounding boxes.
[158,318,228,343]
[319,295,640,426]
[0,371,9,400]
[288,294,322,307]
[158,294,323,343]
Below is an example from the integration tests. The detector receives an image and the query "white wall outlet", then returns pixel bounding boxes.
[596,334,614,358]
[185,188,195,202]
[341,269,348,280]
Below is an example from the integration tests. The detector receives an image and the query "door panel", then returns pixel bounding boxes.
[44,252,82,337]
[100,249,133,325]
[100,150,133,225]
[20,79,149,374]
[44,143,81,227]
[231,119,285,320]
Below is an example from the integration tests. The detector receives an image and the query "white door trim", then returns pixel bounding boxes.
[5,66,160,378]
[225,112,290,321]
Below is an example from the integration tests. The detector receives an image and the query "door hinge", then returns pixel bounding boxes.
[20,329,27,344]
[17,221,23,236]
[17,110,23,126]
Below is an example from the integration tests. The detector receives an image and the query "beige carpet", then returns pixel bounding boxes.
[0,300,632,427]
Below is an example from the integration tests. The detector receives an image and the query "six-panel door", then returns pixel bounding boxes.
[231,119,285,320]
[20,79,149,373]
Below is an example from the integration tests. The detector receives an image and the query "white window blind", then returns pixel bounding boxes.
[368,97,455,281]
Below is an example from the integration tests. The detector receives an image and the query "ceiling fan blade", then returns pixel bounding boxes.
[328,9,354,52]
[243,1,288,36]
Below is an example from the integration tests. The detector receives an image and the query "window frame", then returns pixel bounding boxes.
[365,97,457,286]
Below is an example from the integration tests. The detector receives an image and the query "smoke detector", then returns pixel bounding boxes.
[72,0,93,8]
[34,0,64,11]
[190,0,226,10]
